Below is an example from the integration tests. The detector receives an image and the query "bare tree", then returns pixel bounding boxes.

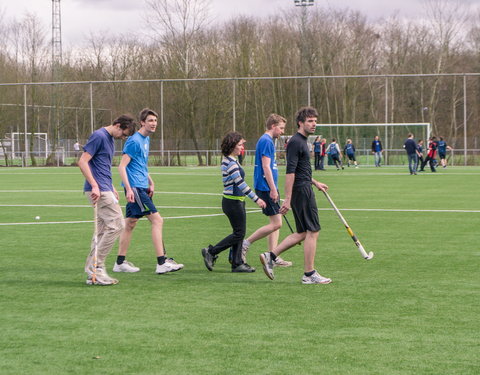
[145,0,212,165]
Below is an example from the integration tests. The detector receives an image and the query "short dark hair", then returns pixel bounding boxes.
[139,108,158,123]
[113,114,136,135]
[295,106,319,127]
[221,131,243,157]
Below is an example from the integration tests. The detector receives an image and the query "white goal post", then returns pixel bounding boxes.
[10,132,49,158]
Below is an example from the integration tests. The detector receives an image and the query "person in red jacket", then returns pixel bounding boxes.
[238,142,245,165]
[419,136,437,172]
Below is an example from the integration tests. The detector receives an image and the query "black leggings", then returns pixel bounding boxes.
[210,197,246,266]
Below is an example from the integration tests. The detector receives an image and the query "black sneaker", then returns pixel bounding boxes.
[232,263,256,273]
[201,246,217,271]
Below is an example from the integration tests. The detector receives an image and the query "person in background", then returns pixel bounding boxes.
[437,136,453,168]
[319,138,327,170]
[403,133,418,175]
[344,138,358,168]
[313,136,322,171]
[371,135,383,167]
[327,138,344,170]
[74,141,83,160]
[238,142,245,165]
[419,136,438,172]
[416,139,424,171]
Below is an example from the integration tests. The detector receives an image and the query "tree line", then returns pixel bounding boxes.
[0,0,479,165]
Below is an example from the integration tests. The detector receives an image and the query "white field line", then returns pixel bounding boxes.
[1,204,479,214]
[0,210,262,226]
[0,204,223,209]
[0,172,219,176]
[0,207,478,226]
[0,190,222,196]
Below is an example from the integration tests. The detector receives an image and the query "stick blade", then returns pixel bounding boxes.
[364,251,374,260]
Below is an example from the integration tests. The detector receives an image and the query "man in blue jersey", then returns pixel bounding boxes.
[344,138,358,168]
[241,114,292,267]
[114,108,184,275]
[78,115,136,285]
[260,107,332,285]
[437,136,453,168]
[328,138,344,170]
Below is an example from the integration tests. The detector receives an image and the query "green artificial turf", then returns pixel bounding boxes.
[0,165,478,374]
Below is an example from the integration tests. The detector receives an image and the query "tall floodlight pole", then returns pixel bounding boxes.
[52,0,63,156]
[294,1,314,95]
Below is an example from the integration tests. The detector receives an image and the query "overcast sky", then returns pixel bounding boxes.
[2,0,480,46]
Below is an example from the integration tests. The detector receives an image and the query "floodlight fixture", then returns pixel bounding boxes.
[294,0,314,6]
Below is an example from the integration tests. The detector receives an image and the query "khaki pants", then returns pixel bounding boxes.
[84,191,125,273]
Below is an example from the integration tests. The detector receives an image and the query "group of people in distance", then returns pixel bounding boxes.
[311,136,379,171]
[79,106,332,286]
[403,133,453,175]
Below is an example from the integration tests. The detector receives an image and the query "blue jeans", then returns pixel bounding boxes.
[407,153,418,174]
[374,152,382,167]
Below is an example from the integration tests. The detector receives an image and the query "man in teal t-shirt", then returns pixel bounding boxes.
[114,108,184,276]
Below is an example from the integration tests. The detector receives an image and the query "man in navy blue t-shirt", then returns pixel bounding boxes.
[78,115,136,286]
[403,133,418,175]
[371,135,383,167]
[437,136,453,168]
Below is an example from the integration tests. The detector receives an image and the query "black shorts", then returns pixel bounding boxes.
[291,184,320,233]
[347,153,356,161]
[255,189,280,216]
[125,187,158,218]
[439,152,446,159]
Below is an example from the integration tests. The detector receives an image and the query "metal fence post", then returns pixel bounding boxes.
[464,75,467,166]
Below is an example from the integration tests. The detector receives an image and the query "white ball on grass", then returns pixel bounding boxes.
[35,216,40,220]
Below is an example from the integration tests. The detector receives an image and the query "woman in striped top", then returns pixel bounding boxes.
[201,132,266,273]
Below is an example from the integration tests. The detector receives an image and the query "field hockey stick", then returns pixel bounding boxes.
[91,203,99,284]
[276,200,301,246]
[322,190,374,260]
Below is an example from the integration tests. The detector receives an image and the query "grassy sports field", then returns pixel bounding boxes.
[1,165,478,374]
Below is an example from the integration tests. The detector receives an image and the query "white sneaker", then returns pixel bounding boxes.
[113,260,140,273]
[302,271,332,285]
[259,252,275,280]
[156,262,183,274]
[241,240,250,263]
[86,267,119,285]
[166,257,184,270]
[273,257,292,267]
